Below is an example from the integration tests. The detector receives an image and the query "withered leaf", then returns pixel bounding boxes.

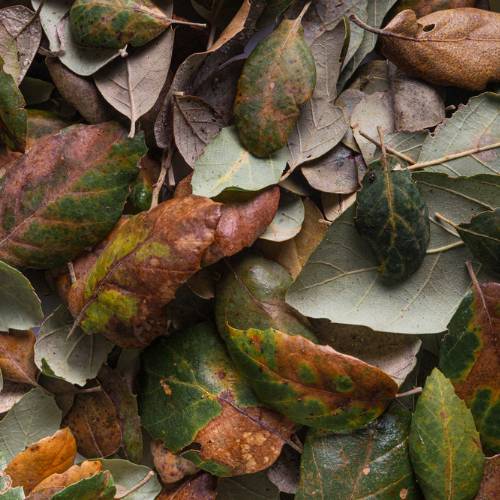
[50,470,115,500]
[476,455,500,500]
[0,330,37,385]
[0,122,146,269]
[393,0,478,17]
[151,441,197,484]
[157,473,216,500]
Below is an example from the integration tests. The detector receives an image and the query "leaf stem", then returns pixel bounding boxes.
[395,387,422,398]
[356,128,416,164]
[150,145,172,210]
[168,18,207,29]
[115,470,155,499]
[426,241,464,254]
[434,212,458,229]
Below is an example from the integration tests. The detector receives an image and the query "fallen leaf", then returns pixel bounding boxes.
[0,381,32,414]
[223,325,398,432]
[0,122,146,269]
[158,473,216,500]
[259,192,304,243]
[321,192,356,222]
[266,446,300,495]
[0,21,19,81]
[5,428,77,494]
[19,78,53,106]
[297,404,418,499]
[50,471,115,500]
[439,280,500,452]
[234,10,316,157]
[25,110,69,147]
[409,368,484,500]
[150,441,197,484]
[218,472,279,500]
[476,455,500,500]
[139,322,292,476]
[0,331,37,385]
[379,8,500,91]
[393,0,477,17]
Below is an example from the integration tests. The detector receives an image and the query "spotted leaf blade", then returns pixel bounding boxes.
[234,15,316,157]
[355,160,430,283]
[409,369,484,500]
[223,326,398,432]
[439,282,500,453]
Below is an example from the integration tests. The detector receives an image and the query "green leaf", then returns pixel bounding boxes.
[0,123,146,269]
[191,127,289,198]
[0,56,26,152]
[0,487,24,499]
[70,0,169,49]
[234,13,316,157]
[35,306,113,387]
[217,472,280,500]
[215,255,317,342]
[439,281,500,453]
[100,459,161,500]
[0,388,61,463]
[0,261,42,332]
[297,404,418,500]
[223,326,398,432]
[286,173,499,334]
[52,471,116,500]
[409,368,484,500]
[354,158,430,283]
[418,92,500,176]
[259,192,304,242]
[458,209,500,275]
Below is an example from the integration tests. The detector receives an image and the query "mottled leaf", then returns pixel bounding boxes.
[150,441,197,484]
[259,192,304,243]
[224,325,398,432]
[409,369,484,500]
[0,123,146,269]
[192,127,289,198]
[234,12,316,157]
[51,471,115,500]
[0,261,42,332]
[297,404,418,499]
[0,331,36,386]
[458,209,500,275]
[440,281,500,452]
[217,472,279,500]
[476,454,500,500]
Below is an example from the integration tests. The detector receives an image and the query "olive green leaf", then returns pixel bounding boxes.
[234,10,316,157]
[52,471,116,500]
[287,173,499,334]
[0,261,42,332]
[0,388,61,463]
[355,157,430,283]
[218,472,280,500]
[409,369,484,500]
[458,209,500,275]
[223,326,398,432]
[0,56,26,152]
[259,192,304,243]
[439,281,500,453]
[297,404,418,500]
[215,255,317,342]
[0,123,146,269]
[418,92,500,176]
[35,306,113,387]
[70,0,169,49]
[191,127,289,198]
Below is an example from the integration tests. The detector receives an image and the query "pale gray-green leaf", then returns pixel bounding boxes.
[259,192,304,242]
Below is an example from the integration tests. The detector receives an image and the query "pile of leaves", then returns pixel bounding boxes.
[0,0,499,498]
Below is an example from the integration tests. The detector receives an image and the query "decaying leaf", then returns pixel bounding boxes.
[5,428,77,493]
[223,326,398,432]
[234,11,316,157]
[393,0,478,17]
[379,8,500,90]
[409,368,484,500]
[476,455,500,500]
[0,331,37,385]
[151,441,197,484]
[218,472,280,500]
[157,473,216,500]
[50,470,115,500]
[139,323,292,476]
[439,280,500,452]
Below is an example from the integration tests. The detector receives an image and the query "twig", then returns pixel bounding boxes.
[150,146,172,210]
[426,241,464,254]
[168,18,207,29]
[115,471,155,499]
[356,128,416,164]
[434,212,458,229]
[395,387,422,398]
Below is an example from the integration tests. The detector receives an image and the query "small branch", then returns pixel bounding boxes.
[115,471,155,499]
[434,212,458,229]
[68,262,77,284]
[150,146,172,210]
[407,141,500,171]
[396,387,422,398]
[356,128,416,165]
[427,241,464,254]
[168,18,207,29]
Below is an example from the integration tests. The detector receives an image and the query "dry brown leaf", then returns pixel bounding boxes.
[5,428,77,493]
[476,455,500,500]
[393,0,477,17]
[157,473,216,500]
[0,330,37,385]
[151,441,198,484]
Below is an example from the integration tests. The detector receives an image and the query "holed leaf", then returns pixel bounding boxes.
[296,404,418,500]
[139,323,292,476]
[409,369,484,500]
[439,281,500,452]
[0,123,146,269]
[69,0,169,49]
[355,158,430,283]
[223,326,398,432]
[233,13,316,157]
[458,209,500,275]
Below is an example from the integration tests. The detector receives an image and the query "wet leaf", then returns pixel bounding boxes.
[234,13,316,157]
[192,127,289,198]
[218,472,279,500]
[409,368,484,500]
[287,172,499,334]
[354,157,430,283]
[476,454,500,500]
[5,428,77,494]
[380,8,500,91]
[259,192,304,243]
[70,0,170,49]
[0,261,42,332]
[215,254,317,342]
[51,471,115,500]
[94,28,174,136]
[35,306,113,387]
[297,404,418,500]
[0,122,146,269]
[139,323,291,476]
[439,281,500,452]
[0,331,37,385]
[457,209,500,274]
[224,325,398,432]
